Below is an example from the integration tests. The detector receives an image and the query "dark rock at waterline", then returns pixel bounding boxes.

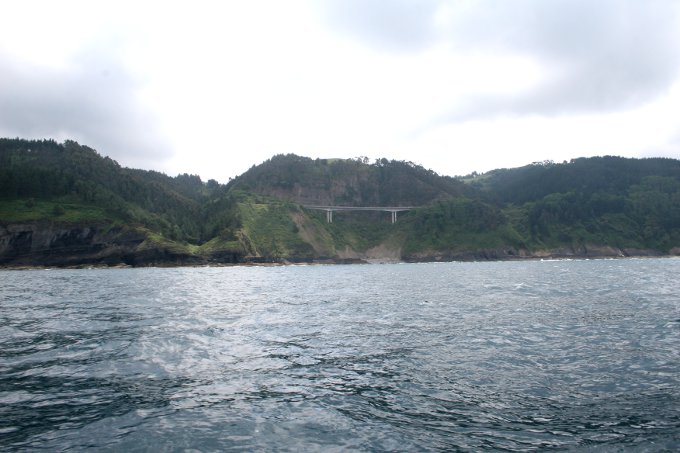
[0,223,138,266]
[0,222,243,268]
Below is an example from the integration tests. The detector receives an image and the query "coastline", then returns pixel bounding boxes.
[1,248,676,270]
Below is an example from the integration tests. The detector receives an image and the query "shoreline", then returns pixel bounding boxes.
[1,251,677,270]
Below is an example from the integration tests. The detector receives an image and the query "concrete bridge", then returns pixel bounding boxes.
[304,205,417,223]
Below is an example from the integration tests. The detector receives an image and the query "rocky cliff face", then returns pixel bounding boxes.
[401,244,667,262]
[0,222,250,267]
[0,223,145,266]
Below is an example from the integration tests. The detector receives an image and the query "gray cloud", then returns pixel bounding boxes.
[443,0,680,119]
[319,0,442,52]
[0,41,171,170]
[321,0,680,119]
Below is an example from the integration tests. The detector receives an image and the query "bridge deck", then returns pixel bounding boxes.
[303,205,419,223]
[303,206,417,212]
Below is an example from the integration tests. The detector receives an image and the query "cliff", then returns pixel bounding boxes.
[0,222,202,267]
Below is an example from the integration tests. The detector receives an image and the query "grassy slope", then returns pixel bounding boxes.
[0,199,110,224]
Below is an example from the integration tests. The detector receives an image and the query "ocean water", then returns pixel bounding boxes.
[1,259,679,452]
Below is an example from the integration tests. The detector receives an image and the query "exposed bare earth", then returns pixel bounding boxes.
[291,212,335,257]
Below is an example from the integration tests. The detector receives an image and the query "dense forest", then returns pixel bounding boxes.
[230,154,471,206]
[470,158,680,252]
[1,138,679,266]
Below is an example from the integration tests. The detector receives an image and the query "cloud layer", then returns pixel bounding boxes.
[0,40,170,169]
[323,0,680,119]
[1,0,679,179]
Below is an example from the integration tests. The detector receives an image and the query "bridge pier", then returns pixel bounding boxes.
[326,209,333,223]
[390,210,397,224]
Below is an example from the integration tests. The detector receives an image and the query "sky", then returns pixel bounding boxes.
[2,0,680,182]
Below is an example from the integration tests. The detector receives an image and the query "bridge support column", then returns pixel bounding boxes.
[326,209,333,223]
[391,211,397,223]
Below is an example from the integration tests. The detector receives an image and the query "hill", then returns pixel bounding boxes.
[228,154,470,206]
[1,138,679,267]
[469,157,680,253]
[0,138,227,266]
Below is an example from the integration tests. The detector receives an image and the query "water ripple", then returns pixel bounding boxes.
[1,260,680,451]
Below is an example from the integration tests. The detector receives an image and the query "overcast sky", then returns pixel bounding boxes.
[2,0,680,181]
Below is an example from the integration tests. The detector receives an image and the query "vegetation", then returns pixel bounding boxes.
[235,194,315,258]
[229,154,470,206]
[399,198,526,255]
[1,138,680,266]
[0,199,110,223]
[466,158,680,252]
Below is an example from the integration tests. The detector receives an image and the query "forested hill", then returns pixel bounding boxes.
[1,137,680,267]
[468,157,680,252]
[472,156,680,204]
[0,138,217,243]
[229,154,470,206]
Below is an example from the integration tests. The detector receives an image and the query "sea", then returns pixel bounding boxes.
[1,259,679,452]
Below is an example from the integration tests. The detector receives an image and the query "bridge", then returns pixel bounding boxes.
[303,205,417,223]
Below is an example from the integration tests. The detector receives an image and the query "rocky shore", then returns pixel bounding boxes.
[1,222,675,269]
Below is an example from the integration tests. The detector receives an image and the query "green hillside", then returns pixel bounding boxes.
[229,154,470,206]
[470,158,680,252]
[0,138,208,242]
[1,138,679,267]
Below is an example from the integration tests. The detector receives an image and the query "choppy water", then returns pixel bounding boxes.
[1,259,680,452]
